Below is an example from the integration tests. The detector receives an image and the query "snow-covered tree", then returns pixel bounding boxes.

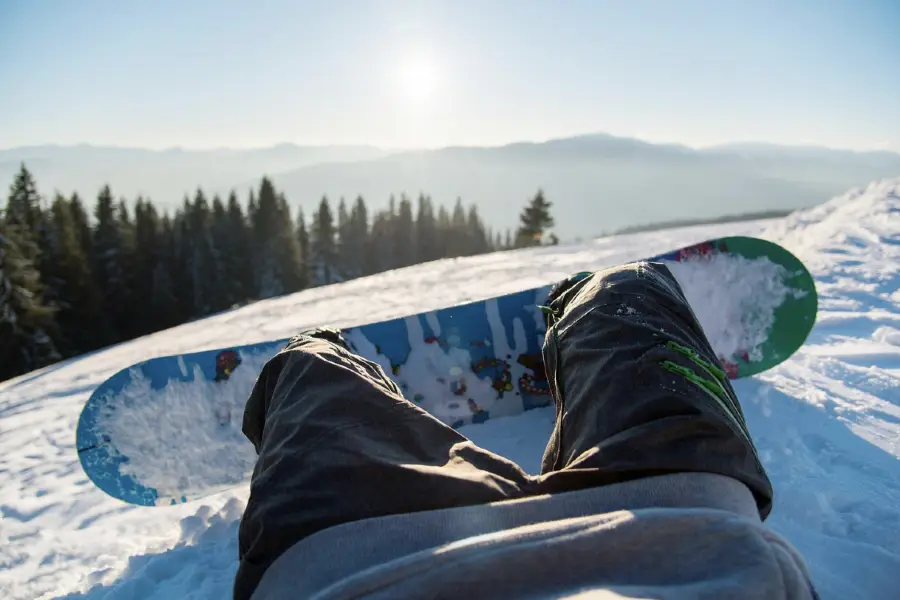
[0,223,60,380]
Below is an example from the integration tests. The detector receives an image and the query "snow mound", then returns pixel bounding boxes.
[764,178,899,301]
[749,178,900,597]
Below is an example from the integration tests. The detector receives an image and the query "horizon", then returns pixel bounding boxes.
[2,1,899,153]
[4,131,900,156]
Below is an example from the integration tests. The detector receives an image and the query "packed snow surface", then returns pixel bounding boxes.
[2,179,899,599]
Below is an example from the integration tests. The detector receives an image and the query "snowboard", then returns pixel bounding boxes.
[76,236,818,507]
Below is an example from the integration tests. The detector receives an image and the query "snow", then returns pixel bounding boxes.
[664,252,800,362]
[2,179,899,599]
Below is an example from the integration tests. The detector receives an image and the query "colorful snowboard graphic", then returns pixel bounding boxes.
[76,236,818,506]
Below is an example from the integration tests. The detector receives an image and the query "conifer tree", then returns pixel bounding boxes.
[115,198,139,337]
[208,195,231,310]
[247,189,258,228]
[311,196,339,285]
[383,194,399,269]
[0,221,60,380]
[4,164,43,235]
[347,196,369,277]
[251,178,303,297]
[515,189,555,248]
[295,206,311,289]
[185,189,212,314]
[275,191,305,293]
[395,195,415,267]
[436,204,451,258]
[168,200,193,321]
[133,198,166,332]
[91,185,129,343]
[69,192,93,258]
[415,194,438,263]
[466,205,489,255]
[44,194,103,353]
[225,191,253,303]
[336,197,351,278]
[366,210,391,275]
[449,197,469,257]
[151,215,181,329]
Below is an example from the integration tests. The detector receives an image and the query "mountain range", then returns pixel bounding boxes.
[3,133,899,240]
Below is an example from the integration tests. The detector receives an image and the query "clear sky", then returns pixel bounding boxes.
[2,0,899,151]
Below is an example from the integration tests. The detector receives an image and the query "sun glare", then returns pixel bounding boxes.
[396,55,440,106]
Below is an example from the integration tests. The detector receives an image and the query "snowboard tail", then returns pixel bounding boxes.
[76,236,818,506]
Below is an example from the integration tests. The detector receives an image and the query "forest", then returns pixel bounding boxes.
[0,165,556,381]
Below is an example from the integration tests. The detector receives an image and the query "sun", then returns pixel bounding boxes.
[396,54,440,106]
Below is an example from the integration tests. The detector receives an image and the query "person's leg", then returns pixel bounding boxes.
[537,262,774,518]
[234,330,534,600]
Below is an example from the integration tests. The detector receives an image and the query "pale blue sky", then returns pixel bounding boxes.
[2,0,898,151]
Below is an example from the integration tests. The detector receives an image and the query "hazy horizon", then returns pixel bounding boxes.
[4,131,900,156]
[3,1,899,152]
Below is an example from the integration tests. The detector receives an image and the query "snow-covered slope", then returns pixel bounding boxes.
[2,180,898,599]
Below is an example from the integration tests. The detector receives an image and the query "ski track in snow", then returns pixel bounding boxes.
[2,179,899,599]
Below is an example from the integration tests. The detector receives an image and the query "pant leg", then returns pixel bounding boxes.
[234,334,534,600]
[538,261,774,519]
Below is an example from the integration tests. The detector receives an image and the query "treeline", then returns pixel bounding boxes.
[0,164,556,381]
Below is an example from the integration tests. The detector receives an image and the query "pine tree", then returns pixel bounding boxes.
[347,196,369,277]
[133,198,167,332]
[69,192,93,258]
[436,204,451,258]
[295,206,311,289]
[466,204,490,255]
[449,197,469,257]
[226,191,254,303]
[116,198,139,338]
[515,189,555,248]
[151,215,181,329]
[336,197,352,279]
[46,193,103,353]
[311,196,338,285]
[384,194,398,269]
[415,194,438,263]
[275,192,305,293]
[168,200,193,322]
[395,195,415,267]
[91,185,129,343]
[4,164,43,235]
[0,221,60,380]
[208,195,232,311]
[251,178,303,298]
[366,210,391,275]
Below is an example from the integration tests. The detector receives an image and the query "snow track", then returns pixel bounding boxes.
[1,180,899,599]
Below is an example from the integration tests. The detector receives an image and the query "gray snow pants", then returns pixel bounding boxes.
[233,261,774,600]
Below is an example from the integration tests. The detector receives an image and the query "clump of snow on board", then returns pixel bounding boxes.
[662,252,803,363]
[93,354,267,505]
